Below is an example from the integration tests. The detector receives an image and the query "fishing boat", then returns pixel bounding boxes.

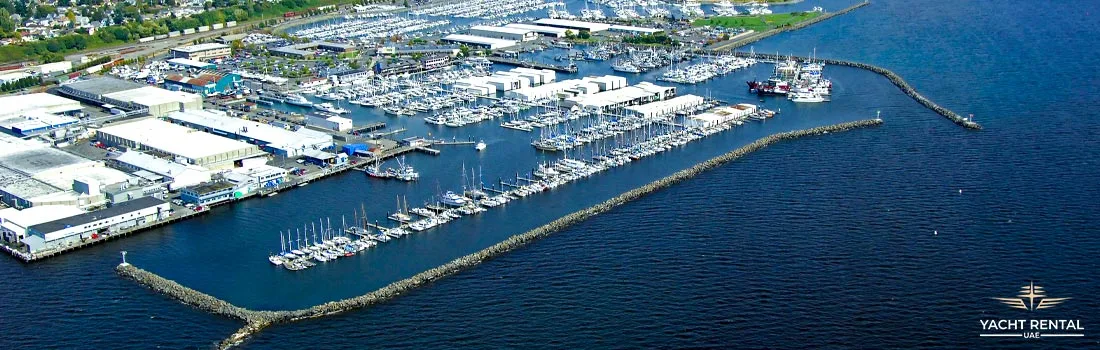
[394,156,419,181]
[365,160,395,178]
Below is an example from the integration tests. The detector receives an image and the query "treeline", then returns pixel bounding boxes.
[0,0,360,64]
[0,75,42,93]
[622,32,676,46]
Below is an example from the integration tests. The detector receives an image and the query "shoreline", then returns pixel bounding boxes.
[117,119,885,349]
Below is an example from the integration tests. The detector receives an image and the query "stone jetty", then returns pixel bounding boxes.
[731,51,982,130]
[117,119,884,349]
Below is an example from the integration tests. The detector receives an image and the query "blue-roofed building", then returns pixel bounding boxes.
[164,71,241,96]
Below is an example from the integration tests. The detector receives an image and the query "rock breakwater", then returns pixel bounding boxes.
[117,119,884,349]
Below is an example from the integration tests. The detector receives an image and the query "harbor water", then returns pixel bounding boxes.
[3,0,1099,348]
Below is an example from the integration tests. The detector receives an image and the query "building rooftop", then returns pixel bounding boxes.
[164,72,227,87]
[113,151,210,178]
[165,110,332,153]
[442,34,517,47]
[183,181,235,195]
[0,110,80,135]
[167,58,216,69]
[62,77,144,95]
[470,25,535,35]
[100,118,260,160]
[609,24,664,34]
[0,166,64,200]
[172,43,229,53]
[0,205,85,231]
[28,196,167,235]
[532,18,612,32]
[103,86,201,107]
[504,23,570,35]
[0,93,82,118]
[0,146,95,176]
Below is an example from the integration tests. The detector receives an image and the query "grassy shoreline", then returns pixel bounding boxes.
[692,12,822,31]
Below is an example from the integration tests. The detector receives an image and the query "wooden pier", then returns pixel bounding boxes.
[352,122,386,134]
[486,56,578,73]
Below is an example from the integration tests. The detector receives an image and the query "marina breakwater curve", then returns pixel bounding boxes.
[116,119,885,349]
[731,52,983,130]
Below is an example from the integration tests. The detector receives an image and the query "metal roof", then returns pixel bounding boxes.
[99,118,259,160]
[61,77,144,95]
[28,196,166,235]
[171,43,229,53]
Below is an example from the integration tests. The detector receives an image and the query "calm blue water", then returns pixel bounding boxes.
[3,0,1099,348]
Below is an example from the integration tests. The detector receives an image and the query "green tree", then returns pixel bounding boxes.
[578,30,590,40]
[564,29,574,39]
[349,60,361,69]
[458,45,470,57]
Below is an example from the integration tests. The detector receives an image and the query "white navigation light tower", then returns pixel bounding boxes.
[120,251,129,266]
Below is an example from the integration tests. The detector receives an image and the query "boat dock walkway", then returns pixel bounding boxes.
[352,122,386,135]
[486,56,578,73]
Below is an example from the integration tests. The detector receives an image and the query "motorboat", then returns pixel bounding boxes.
[475,140,487,151]
[285,94,314,107]
[315,102,349,114]
[789,91,825,103]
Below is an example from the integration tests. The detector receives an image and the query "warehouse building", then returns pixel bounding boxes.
[223,164,287,191]
[167,58,217,70]
[565,82,675,111]
[58,78,203,117]
[0,133,133,209]
[104,87,203,118]
[504,23,571,38]
[0,110,80,137]
[0,93,83,119]
[0,204,85,245]
[306,114,352,132]
[468,26,538,42]
[625,94,707,119]
[608,24,664,35]
[441,34,517,49]
[166,110,334,157]
[163,71,241,96]
[533,18,612,33]
[110,151,212,190]
[170,43,231,60]
[21,196,171,255]
[96,118,265,170]
[503,79,588,101]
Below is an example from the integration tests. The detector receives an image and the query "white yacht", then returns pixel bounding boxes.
[789,91,826,103]
[285,94,314,107]
[315,102,349,114]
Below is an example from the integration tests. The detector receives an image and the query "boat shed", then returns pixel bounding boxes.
[625,94,706,119]
[179,181,237,206]
[581,75,628,92]
[564,82,674,111]
[22,196,170,254]
[504,23,571,38]
[609,25,664,35]
[468,26,538,42]
[301,149,348,167]
[687,104,758,128]
[306,114,353,132]
[533,18,612,33]
[165,110,334,157]
[110,151,212,190]
[0,110,79,137]
[503,79,586,101]
[441,34,517,49]
[167,58,216,70]
[96,118,264,170]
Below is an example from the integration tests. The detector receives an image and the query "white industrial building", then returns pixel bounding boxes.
[0,133,133,209]
[441,34,517,49]
[687,104,758,127]
[223,164,287,191]
[96,118,265,170]
[533,18,612,33]
[166,110,334,157]
[565,82,675,111]
[504,79,589,101]
[21,197,171,255]
[625,95,707,119]
[0,205,85,245]
[468,26,538,42]
[511,67,556,84]
[504,23,571,38]
[103,87,204,118]
[609,24,664,35]
[170,43,231,60]
[0,93,83,119]
[453,77,498,96]
[306,114,353,132]
[110,151,213,190]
